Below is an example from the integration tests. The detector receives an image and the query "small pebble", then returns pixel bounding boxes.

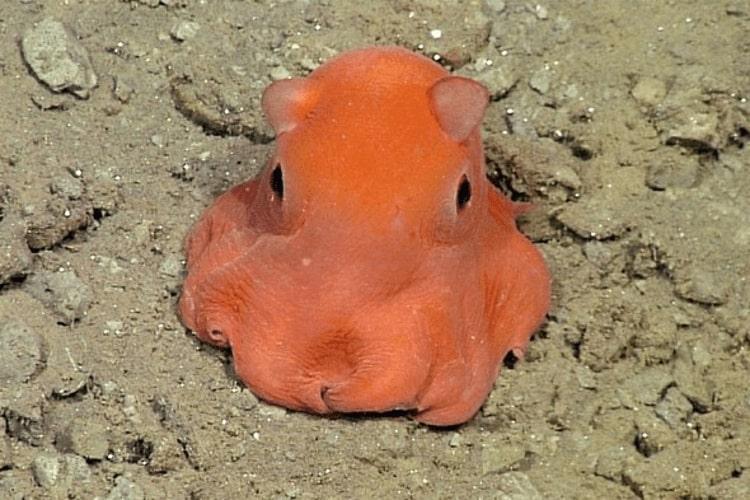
[105,320,124,334]
[726,3,748,16]
[159,255,183,277]
[150,134,166,147]
[270,66,292,81]
[483,0,506,14]
[474,66,518,99]
[170,20,200,41]
[113,76,134,103]
[531,4,549,20]
[256,402,287,419]
[529,68,551,94]
[448,432,463,447]
[100,381,120,398]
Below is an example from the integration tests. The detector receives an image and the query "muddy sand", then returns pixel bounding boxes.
[1,1,748,498]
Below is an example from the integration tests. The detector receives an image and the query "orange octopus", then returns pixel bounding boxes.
[179,47,550,426]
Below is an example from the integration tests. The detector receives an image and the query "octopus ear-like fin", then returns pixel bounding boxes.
[261,78,319,134]
[428,76,489,142]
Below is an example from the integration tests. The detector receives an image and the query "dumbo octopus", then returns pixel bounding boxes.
[179,46,550,426]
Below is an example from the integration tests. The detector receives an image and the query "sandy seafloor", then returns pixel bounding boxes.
[0,1,748,498]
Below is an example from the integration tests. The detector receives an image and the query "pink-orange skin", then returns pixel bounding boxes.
[179,47,550,426]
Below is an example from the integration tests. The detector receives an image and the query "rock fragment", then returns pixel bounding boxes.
[655,387,693,430]
[725,3,748,17]
[32,455,59,489]
[105,476,145,500]
[483,0,506,14]
[170,20,200,41]
[497,472,542,500]
[113,76,135,103]
[594,446,638,481]
[147,436,185,474]
[672,343,715,412]
[27,270,91,324]
[481,441,526,475]
[708,474,750,499]
[631,77,668,106]
[26,197,92,250]
[487,136,581,201]
[159,255,182,277]
[31,92,71,111]
[555,197,629,240]
[88,170,122,216]
[269,65,291,81]
[645,160,698,190]
[50,175,84,200]
[0,319,45,385]
[3,395,45,445]
[529,68,551,95]
[673,265,730,305]
[473,66,519,99]
[623,439,738,497]
[0,420,10,469]
[617,367,674,407]
[0,213,33,285]
[634,413,679,456]
[21,17,98,98]
[664,111,721,152]
[55,420,109,460]
[530,4,549,20]
[448,432,463,448]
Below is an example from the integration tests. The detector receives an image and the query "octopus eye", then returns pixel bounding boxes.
[456,175,471,211]
[271,164,284,199]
